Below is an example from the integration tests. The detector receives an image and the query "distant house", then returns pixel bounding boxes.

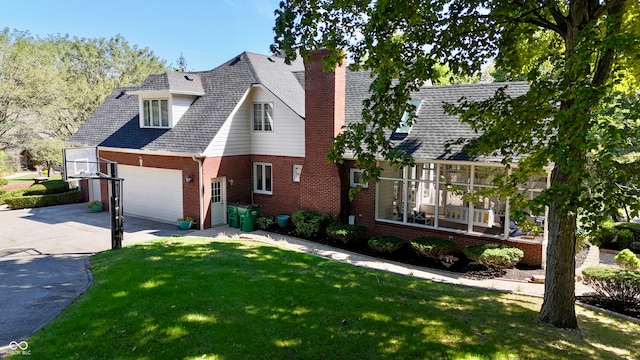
[69,50,548,267]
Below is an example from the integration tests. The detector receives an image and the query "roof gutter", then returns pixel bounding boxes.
[192,155,205,231]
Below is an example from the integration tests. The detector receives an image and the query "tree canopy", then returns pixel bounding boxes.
[0,29,167,170]
[272,0,640,328]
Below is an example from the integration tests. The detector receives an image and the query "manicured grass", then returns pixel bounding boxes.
[2,173,62,185]
[16,238,640,359]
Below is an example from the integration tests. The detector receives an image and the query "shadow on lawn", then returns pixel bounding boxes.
[27,239,635,359]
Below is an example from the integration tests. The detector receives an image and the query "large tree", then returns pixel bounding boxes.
[272,0,640,328]
[0,29,166,169]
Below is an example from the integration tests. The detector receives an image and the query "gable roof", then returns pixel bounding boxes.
[69,52,304,154]
[345,70,529,163]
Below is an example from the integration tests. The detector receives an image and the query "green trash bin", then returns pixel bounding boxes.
[227,204,239,228]
[239,204,260,232]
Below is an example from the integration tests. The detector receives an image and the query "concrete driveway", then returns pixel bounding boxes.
[0,203,186,356]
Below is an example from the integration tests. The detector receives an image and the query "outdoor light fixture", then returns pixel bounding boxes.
[228,177,235,186]
[185,174,194,183]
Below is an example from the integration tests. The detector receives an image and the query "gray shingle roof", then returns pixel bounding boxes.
[134,72,205,95]
[345,70,529,162]
[69,52,304,154]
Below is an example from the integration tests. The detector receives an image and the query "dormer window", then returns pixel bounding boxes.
[143,99,169,127]
[396,99,422,134]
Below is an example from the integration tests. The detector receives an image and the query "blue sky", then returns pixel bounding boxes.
[1,0,283,71]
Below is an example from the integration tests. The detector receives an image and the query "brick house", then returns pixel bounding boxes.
[69,50,548,267]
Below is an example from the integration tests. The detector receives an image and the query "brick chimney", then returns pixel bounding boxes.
[299,49,346,215]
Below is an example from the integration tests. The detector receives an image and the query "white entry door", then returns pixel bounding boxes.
[211,178,226,226]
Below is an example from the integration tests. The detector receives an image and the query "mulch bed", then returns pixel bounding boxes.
[265,226,640,320]
[264,225,550,281]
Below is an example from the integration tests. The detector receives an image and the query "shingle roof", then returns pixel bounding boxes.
[69,52,304,154]
[345,70,529,163]
[133,72,205,95]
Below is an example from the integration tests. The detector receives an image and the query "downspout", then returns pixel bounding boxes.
[192,155,204,230]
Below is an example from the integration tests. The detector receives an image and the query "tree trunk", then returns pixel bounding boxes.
[538,164,579,328]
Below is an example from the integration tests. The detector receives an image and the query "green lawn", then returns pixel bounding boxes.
[2,173,62,185]
[15,238,639,359]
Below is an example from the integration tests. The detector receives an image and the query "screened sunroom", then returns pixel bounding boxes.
[374,161,549,242]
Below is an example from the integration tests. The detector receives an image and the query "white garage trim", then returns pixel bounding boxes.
[118,165,183,223]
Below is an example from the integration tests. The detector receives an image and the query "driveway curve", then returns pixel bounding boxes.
[0,203,184,357]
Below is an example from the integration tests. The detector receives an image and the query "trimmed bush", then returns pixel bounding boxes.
[592,226,618,249]
[0,178,7,186]
[23,180,69,196]
[463,243,524,269]
[630,241,640,253]
[0,189,5,196]
[617,229,634,251]
[615,249,640,270]
[291,209,334,238]
[368,236,405,254]
[410,236,454,260]
[4,190,83,209]
[326,223,367,244]
[582,266,640,309]
[0,189,27,204]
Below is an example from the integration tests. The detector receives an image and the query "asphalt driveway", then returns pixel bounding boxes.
[0,203,185,356]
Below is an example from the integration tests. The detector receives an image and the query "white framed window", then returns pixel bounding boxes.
[254,162,273,194]
[396,99,422,134]
[142,99,170,127]
[293,165,303,182]
[350,169,368,188]
[253,103,274,132]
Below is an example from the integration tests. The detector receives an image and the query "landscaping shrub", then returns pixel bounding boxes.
[326,223,367,244]
[463,243,524,269]
[615,249,640,270]
[0,178,7,186]
[630,241,640,253]
[0,189,27,204]
[0,189,5,196]
[291,209,334,238]
[591,226,618,249]
[368,235,405,254]
[410,236,454,260]
[23,180,69,196]
[616,229,635,251]
[256,216,274,230]
[4,190,83,209]
[582,266,640,309]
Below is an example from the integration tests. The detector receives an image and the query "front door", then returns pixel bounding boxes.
[211,178,226,226]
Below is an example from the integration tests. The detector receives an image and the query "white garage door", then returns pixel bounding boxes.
[117,165,183,223]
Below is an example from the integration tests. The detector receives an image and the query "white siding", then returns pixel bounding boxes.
[203,86,305,157]
[250,86,305,157]
[172,94,197,125]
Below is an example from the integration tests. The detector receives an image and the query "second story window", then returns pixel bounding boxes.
[143,99,169,127]
[253,103,274,132]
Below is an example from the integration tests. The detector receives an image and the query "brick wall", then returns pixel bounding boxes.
[300,49,346,216]
[250,154,304,218]
[98,150,201,224]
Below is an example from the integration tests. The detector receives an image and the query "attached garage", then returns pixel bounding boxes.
[117,165,183,223]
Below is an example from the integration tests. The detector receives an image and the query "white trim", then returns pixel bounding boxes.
[252,102,275,132]
[96,146,204,158]
[253,162,273,195]
[139,97,172,128]
[349,168,369,188]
